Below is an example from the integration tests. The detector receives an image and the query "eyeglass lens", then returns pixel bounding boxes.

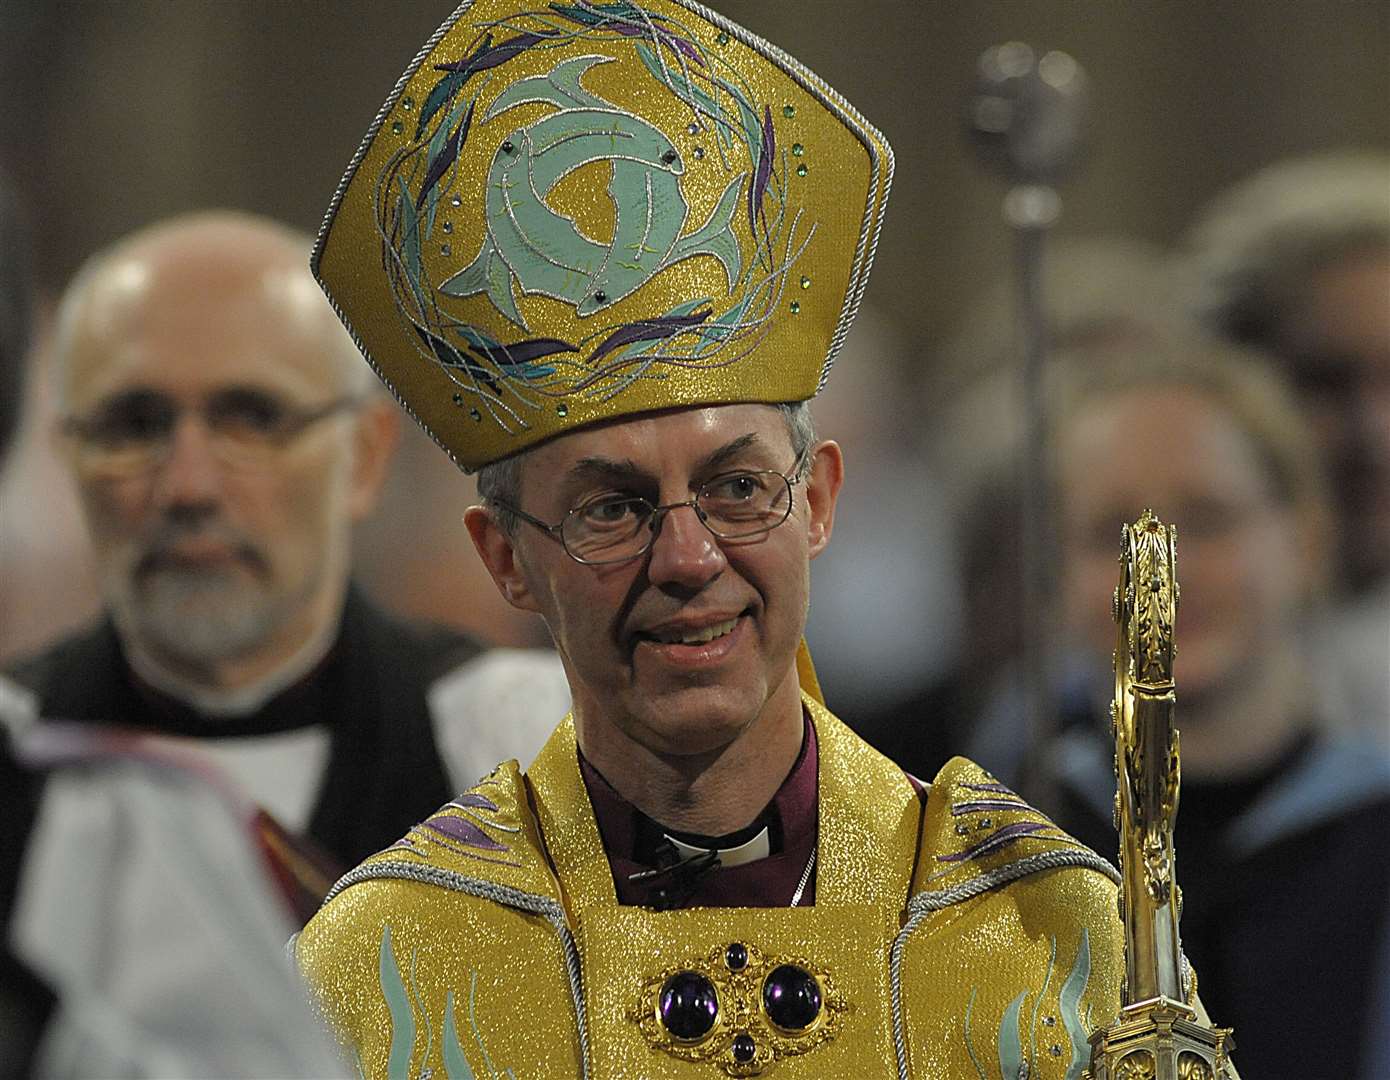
[561,471,793,563]
[67,388,347,473]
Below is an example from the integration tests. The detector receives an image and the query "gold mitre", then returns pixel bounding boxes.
[314,0,893,470]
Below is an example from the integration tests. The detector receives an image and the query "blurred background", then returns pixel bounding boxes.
[1,0,1386,697]
[3,8,1387,1073]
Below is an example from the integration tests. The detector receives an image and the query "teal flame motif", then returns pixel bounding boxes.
[960,931,1094,1080]
[376,2,808,431]
[377,924,514,1079]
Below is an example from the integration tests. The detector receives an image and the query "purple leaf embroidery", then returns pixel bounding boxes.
[589,310,712,364]
[951,799,1029,816]
[476,337,576,369]
[416,99,474,211]
[613,25,703,67]
[937,820,1054,863]
[748,105,774,241]
[433,31,552,76]
[450,793,500,812]
[416,33,491,137]
[420,813,507,852]
[548,4,704,66]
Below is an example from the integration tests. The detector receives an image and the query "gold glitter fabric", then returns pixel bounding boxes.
[295,699,1127,1078]
[896,756,1128,1079]
[312,0,893,470]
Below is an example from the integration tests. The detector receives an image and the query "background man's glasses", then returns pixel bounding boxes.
[61,388,362,476]
[493,458,807,565]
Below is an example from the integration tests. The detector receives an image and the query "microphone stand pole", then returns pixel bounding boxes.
[966,42,1086,810]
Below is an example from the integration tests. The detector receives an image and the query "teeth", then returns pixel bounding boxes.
[651,617,739,645]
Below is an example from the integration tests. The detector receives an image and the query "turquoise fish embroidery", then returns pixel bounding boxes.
[440,54,744,327]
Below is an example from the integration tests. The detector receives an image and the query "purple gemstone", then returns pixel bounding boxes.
[762,964,821,1031]
[732,1032,756,1062]
[659,971,718,1041]
[725,942,748,971]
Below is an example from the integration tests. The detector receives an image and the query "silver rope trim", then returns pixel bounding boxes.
[889,849,1120,1080]
[324,859,591,1079]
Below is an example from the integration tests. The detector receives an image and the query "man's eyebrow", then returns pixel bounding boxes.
[564,456,649,487]
[696,433,764,474]
[81,386,169,416]
[561,433,768,490]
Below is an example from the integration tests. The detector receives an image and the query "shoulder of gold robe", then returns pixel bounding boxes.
[294,757,588,1076]
[892,755,1127,1080]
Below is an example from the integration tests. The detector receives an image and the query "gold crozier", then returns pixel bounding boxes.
[1086,510,1236,1080]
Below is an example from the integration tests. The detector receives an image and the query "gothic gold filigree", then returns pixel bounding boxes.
[1115,1051,1158,1080]
[1121,511,1180,906]
[1087,512,1236,1080]
[1178,1052,1216,1080]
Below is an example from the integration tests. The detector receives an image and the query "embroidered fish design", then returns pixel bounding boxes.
[440,54,744,329]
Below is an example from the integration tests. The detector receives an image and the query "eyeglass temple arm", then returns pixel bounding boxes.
[489,499,565,535]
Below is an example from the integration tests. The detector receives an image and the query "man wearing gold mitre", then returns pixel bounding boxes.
[294,3,1143,1076]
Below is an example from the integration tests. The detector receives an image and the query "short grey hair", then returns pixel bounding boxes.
[477,400,816,534]
[1184,152,1390,355]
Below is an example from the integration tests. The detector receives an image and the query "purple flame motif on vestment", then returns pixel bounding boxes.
[749,105,775,241]
[951,798,1030,816]
[937,820,1058,864]
[550,2,705,65]
[589,310,714,364]
[420,813,508,851]
[416,99,474,211]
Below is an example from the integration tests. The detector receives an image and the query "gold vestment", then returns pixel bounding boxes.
[298,696,1128,1078]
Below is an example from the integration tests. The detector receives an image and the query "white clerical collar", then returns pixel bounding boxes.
[665,826,772,868]
[125,614,340,720]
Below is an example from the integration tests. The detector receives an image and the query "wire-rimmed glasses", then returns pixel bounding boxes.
[493,458,807,565]
[60,388,363,477]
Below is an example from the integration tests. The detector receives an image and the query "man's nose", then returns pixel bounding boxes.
[150,415,224,507]
[645,503,726,588]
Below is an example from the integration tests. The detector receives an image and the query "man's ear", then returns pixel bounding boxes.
[803,439,844,559]
[463,504,541,613]
[346,399,401,520]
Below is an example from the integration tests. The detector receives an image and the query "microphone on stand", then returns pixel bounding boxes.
[967,41,1088,191]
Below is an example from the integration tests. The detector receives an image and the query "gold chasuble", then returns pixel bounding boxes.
[296,696,1129,1078]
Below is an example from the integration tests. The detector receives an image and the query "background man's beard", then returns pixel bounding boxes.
[116,566,293,668]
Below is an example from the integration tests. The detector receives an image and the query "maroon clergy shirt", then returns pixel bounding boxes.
[577,717,821,909]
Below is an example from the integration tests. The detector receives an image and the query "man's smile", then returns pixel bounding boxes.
[631,610,752,668]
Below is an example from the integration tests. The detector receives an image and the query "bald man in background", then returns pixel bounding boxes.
[5,211,565,883]
[0,199,349,1075]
